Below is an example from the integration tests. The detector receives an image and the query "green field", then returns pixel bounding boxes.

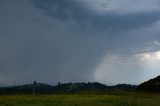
[0,93,160,106]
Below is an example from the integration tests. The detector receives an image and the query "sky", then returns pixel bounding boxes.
[1,0,160,86]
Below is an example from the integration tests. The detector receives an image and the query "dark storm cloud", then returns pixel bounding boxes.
[1,0,160,86]
[31,0,88,21]
[31,0,160,34]
[0,0,103,85]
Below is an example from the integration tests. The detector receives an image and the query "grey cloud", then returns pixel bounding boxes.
[1,0,160,85]
[90,12,160,34]
[31,0,89,21]
[83,0,160,14]
[31,0,160,34]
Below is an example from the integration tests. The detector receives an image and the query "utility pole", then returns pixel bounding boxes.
[32,81,37,95]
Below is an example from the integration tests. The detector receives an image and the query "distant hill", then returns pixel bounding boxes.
[53,82,136,94]
[137,76,160,93]
[0,82,136,94]
[53,82,108,94]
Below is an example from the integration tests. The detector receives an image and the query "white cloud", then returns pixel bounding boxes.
[94,51,160,85]
[136,51,160,61]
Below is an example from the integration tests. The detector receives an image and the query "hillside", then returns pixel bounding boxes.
[137,76,160,92]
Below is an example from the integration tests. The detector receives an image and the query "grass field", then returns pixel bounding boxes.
[0,93,160,106]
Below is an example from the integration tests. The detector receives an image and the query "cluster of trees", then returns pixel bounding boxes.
[2,74,160,95]
[0,82,137,95]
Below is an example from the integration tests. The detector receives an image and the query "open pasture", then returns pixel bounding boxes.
[0,93,160,106]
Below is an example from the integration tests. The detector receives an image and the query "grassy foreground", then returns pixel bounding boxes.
[0,93,160,106]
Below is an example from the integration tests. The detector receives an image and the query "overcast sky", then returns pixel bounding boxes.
[1,0,160,86]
